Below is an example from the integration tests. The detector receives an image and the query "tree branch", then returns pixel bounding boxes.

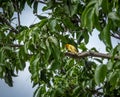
[65,51,120,60]
[0,15,18,34]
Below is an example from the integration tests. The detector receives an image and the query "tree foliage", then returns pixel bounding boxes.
[0,0,120,96]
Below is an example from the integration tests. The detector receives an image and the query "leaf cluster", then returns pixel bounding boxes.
[0,0,120,97]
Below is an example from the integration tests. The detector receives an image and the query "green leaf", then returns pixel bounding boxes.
[62,17,75,30]
[111,45,118,62]
[48,36,58,47]
[100,22,112,50]
[94,64,107,85]
[38,19,48,28]
[82,7,95,32]
[79,43,87,51]
[7,1,14,18]
[16,52,26,70]
[0,66,2,73]
[51,43,60,61]
[19,0,26,11]
[101,0,110,14]
[108,12,120,21]
[83,31,89,44]
[72,86,80,96]
[109,70,120,88]
[94,12,102,31]
[27,0,33,7]
[29,54,40,87]
[24,41,29,54]
[0,48,5,63]
[33,1,38,14]
[69,1,79,16]
[107,60,113,70]
[45,39,51,61]
[36,15,47,20]
[49,19,57,32]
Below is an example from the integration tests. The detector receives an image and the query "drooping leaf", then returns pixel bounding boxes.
[100,22,112,51]
[49,19,57,32]
[109,70,120,88]
[33,1,38,14]
[48,36,58,47]
[94,64,107,85]
[45,39,51,61]
[107,60,113,70]
[38,19,48,29]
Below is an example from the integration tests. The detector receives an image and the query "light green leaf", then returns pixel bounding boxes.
[36,15,47,20]
[24,42,29,54]
[48,36,58,47]
[108,12,120,21]
[85,0,97,9]
[49,19,57,32]
[107,60,113,70]
[94,64,107,85]
[45,39,51,61]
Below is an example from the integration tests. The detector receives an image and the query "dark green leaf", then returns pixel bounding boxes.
[19,0,26,11]
[33,1,38,14]
[62,17,75,30]
[83,31,89,44]
[101,0,109,14]
[38,19,48,28]
[109,70,120,88]
[94,64,107,85]
[36,15,47,20]
[45,39,51,61]
[101,22,112,50]
[79,43,87,51]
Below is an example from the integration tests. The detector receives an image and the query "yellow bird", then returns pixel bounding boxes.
[65,44,78,54]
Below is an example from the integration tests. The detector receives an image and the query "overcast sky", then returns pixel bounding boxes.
[0,3,119,97]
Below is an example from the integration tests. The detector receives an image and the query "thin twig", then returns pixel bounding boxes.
[65,51,120,60]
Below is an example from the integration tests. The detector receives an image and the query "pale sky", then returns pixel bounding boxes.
[0,3,119,97]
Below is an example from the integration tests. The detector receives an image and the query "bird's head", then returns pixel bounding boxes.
[65,44,69,49]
